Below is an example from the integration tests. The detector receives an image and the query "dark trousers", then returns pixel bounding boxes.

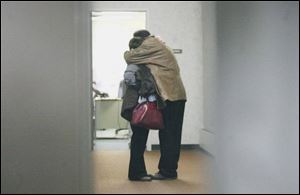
[128,125,149,180]
[128,100,186,179]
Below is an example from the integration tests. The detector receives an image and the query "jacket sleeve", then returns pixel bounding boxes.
[124,38,163,65]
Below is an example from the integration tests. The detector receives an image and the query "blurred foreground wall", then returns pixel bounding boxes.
[208,1,299,193]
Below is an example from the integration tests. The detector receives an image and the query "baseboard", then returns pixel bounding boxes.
[198,145,214,158]
[151,144,199,150]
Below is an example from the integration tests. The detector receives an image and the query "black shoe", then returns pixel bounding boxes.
[151,172,177,180]
[129,174,153,182]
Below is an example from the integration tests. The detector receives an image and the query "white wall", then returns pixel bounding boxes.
[89,1,203,149]
[201,1,218,155]
[213,2,299,193]
[1,2,92,193]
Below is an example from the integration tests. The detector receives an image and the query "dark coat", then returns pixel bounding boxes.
[121,65,166,121]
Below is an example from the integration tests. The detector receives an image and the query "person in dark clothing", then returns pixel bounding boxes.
[124,36,158,181]
[124,30,186,181]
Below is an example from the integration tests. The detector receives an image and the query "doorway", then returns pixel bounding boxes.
[91,11,146,150]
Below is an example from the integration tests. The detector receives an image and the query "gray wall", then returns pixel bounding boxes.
[213,1,299,193]
[1,2,92,193]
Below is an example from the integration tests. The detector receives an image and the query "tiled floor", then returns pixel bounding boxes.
[93,139,130,150]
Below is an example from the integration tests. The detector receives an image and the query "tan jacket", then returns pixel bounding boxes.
[124,37,187,101]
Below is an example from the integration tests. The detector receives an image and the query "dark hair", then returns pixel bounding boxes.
[133,29,151,38]
[129,37,144,49]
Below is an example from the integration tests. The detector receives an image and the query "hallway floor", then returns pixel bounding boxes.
[93,150,211,194]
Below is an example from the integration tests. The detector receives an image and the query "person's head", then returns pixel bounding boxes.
[133,29,151,38]
[129,37,144,49]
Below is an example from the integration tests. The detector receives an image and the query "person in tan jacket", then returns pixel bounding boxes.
[125,30,186,181]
